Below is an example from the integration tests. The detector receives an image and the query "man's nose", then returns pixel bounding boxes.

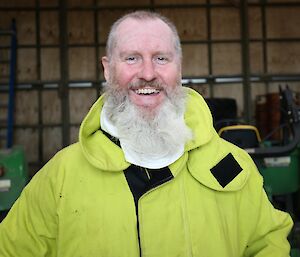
[138,60,156,81]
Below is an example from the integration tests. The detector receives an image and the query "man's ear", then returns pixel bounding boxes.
[101,56,110,81]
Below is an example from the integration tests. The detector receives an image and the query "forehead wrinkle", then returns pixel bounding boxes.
[117,36,172,52]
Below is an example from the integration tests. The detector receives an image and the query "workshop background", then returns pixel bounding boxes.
[1,0,300,247]
[1,0,300,172]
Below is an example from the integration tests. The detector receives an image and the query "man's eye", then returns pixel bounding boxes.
[155,56,168,64]
[125,56,138,64]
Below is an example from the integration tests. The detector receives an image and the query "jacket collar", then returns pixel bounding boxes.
[79,87,215,171]
[79,94,130,172]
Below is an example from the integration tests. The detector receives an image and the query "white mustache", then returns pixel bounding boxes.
[128,79,164,90]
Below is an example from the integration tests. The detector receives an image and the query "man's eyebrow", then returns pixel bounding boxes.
[119,51,174,57]
[119,51,139,58]
[154,51,174,56]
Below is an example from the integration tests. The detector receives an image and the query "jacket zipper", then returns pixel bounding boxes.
[136,170,174,257]
[124,165,174,257]
[136,204,142,257]
[136,168,150,257]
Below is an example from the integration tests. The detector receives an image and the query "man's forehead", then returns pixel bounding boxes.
[115,17,172,37]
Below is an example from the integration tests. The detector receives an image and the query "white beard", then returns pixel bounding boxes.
[102,79,193,168]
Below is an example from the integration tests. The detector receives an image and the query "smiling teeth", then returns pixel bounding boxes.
[135,88,160,95]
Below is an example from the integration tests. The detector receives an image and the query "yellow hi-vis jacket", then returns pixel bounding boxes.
[0,87,293,257]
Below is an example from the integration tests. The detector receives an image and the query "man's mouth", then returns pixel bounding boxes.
[134,88,160,95]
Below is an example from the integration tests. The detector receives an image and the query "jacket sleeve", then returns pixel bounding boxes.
[0,158,59,257]
[243,176,293,257]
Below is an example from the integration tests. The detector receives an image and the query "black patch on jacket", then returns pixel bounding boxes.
[210,153,243,188]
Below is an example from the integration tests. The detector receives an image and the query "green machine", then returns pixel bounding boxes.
[219,88,300,198]
[258,148,299,198]
[249,88,300,212]
[218,87,300,255]
[0,146,29,212]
